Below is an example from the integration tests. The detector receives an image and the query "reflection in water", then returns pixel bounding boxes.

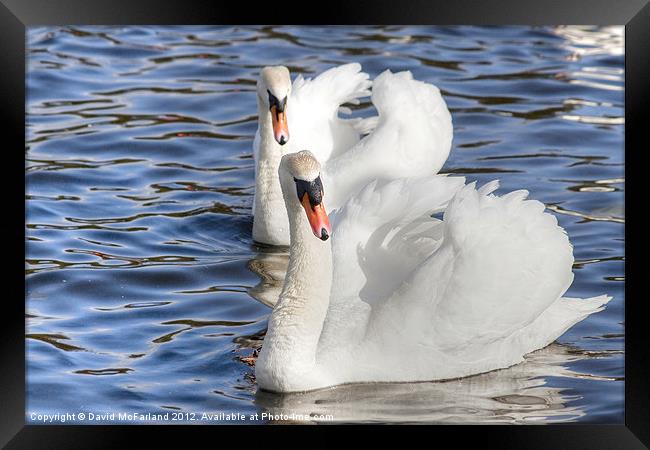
[255,344,597,424]
[75,368,134,376]
[247,248,289,308]
[27,333,86,352]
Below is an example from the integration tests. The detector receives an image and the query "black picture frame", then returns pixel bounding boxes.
[3,0,647,447]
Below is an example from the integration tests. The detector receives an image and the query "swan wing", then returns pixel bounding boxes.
[366,182,606,369]
[323,70,453,210]
[288,63,372,162]
[318,175,466,351]
[318,178,610,383]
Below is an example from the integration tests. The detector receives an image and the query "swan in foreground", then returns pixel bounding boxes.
[253,63,452,245]
[255,150,611,393]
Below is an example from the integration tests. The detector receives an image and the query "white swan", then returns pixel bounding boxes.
[255,150,611,393]
[252,64,452,246]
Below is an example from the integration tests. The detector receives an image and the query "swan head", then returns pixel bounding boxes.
[279,150,331,241]
[258,66,291,146]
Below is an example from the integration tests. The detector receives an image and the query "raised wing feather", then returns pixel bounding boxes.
[318,175,466,351]
[369,182,576,361]
[323,70,453,210]
[317,178,610,383]
[288,63,372,163]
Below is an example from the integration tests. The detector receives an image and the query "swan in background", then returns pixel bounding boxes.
[253,63,452,246]
[255,150,611,393]
[253,63,371,246]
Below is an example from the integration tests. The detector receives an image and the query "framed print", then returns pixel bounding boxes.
[3,0,648,447]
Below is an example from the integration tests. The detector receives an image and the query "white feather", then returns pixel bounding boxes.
[257,172,612,392]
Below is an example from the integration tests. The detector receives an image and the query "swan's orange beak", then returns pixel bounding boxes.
[271,105,289,146]
[301,193,331,241]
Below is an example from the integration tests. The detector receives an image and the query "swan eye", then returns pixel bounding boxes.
[267,89,287,113]
[294,176,323,207]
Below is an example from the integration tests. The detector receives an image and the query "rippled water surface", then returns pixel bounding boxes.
[26,25,624,424]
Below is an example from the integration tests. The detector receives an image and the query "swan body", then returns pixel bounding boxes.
[252,63,452,246]
[255,151,611,393]
[255,343,596,423]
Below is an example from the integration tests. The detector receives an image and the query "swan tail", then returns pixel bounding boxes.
[511,295,613,358]
[560,294,612,315]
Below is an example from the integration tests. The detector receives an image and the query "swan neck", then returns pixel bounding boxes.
[264,207,333,368]
[253,99,288,244]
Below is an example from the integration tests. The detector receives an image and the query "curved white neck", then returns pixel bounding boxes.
[252,98,289,245]
[260,199,333,374]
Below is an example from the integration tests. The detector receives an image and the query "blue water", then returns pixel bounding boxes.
[26,25,624,424]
